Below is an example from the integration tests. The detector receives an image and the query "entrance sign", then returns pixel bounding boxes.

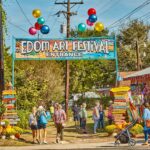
[14,37,116,60]
[12,36,118,88]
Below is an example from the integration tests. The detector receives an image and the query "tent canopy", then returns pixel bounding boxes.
[125,67,150,79]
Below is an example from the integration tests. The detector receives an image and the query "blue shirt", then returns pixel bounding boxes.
[143,108,150,130]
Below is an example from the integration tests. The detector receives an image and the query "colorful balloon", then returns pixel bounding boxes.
[94,22,104,32]
[40,25,50,34]
[29,27,37,35]
[35,22,42,30]
[88,8,96,16]
[78,23,86,32]
[86,19,94,26]
[37,17,45,25]
[88,14,97,23]
[32,9,41,18]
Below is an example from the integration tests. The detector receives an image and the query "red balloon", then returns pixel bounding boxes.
[86,19,94,26]
[29,27,37,35]
[88,8,96,16]
[35,22,42,30]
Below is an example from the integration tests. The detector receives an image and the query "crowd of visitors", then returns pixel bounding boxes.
[28,99,150,146]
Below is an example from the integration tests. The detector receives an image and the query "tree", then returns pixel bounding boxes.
[15,61,64,110]
[117,20,150,71]
[69,29,116,95]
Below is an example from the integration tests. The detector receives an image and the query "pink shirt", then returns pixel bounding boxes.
[54,109,66,124]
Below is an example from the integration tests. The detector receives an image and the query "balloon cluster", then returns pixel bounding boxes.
[78,8,104,32]
[29,9,50,35]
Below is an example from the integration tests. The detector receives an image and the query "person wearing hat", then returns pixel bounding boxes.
[36,105,48,144]
[142,103,150,146]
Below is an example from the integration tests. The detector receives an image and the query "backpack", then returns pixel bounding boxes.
[39,112,48,125]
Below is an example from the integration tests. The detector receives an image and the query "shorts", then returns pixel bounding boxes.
[56,123,63,134]
[38,124,47,129]
[74,115,79,121]
[30,124,38,130]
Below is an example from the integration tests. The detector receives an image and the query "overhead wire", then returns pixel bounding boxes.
[7,20,29,34]
[15,0,33,26]
[98,0,120,16]
[107,0,150,28]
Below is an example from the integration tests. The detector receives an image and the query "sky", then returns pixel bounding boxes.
[3,0,150,47]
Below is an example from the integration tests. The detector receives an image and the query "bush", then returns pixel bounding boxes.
[17,110,30,129]
[130,124,143,136]
[105,125,116,134]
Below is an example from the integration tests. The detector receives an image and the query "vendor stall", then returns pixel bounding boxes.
[125,67,150,103]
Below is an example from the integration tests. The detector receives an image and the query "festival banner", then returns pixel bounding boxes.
[14,37,116,60]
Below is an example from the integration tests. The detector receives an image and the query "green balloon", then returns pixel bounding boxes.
[78,23,86,32]
[37,17,45,25]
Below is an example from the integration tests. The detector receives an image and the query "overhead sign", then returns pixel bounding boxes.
[14,37,116,60]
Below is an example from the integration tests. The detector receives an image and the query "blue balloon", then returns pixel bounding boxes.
[78,23,86,32]
[88,14,97,23]
[40,25,50,34]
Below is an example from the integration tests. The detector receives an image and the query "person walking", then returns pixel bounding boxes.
[79,104,83,128]
[142,103,150,146]
[29,107,38,144]
[98,103,104,130]
[93,101,100,134]
[50,101,54,117]
[53,104,66,143]
[108,102,113,125]
[36,106,48,144]
[81,103,87,134]
[72,104,79,127]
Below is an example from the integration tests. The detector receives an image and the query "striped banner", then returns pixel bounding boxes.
[3,95,15,99]
[2,90,16,95]
[2,98,16,102]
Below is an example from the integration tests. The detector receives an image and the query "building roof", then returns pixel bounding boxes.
[125,67,150,79]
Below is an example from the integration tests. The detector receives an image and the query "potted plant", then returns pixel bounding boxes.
[5,127,16,139]
[1,128,6,139]
[13,126,24,139]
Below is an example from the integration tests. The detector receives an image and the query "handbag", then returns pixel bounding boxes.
[146,120,150,128]
[39,114,48,125]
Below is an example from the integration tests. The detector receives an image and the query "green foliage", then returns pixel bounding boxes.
[130,123,143,136]
[117,19,150,71]
[15,61,64,110]
[17,110,30,129]
[0,103,6,117]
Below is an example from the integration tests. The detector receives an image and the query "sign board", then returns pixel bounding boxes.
[14,37,116,60]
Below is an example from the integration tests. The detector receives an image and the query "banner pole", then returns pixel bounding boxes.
[114,36,119,87]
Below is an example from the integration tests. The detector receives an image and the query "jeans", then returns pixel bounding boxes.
[144,128,150,142]
[98,119,104,129]
[94,120,99,133]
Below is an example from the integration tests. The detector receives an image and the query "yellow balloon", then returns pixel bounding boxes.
[32,9,41,18]
[94,22,104,32]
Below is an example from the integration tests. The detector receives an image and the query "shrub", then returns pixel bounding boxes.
[13,126,24,134]
[105,125,116,134]
[0,103,6,118]
[17,110,30,129]
[130,124,143,136]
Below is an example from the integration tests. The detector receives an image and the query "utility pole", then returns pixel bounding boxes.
[55,0,83,117]
[0,0,4,100]
[135,40,141,71]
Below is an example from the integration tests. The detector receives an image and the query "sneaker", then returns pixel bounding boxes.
[56,139,59,143]
[142,142,148,146]
[43,141,48,144]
